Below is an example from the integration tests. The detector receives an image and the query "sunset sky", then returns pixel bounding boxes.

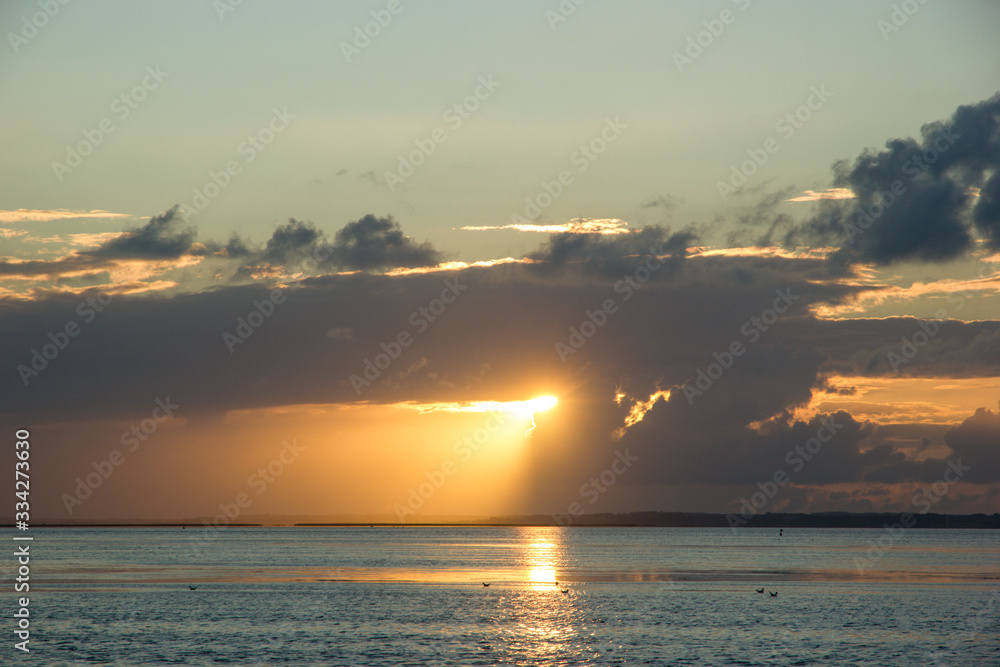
[2,0,999,521]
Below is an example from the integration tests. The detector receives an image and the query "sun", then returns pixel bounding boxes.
[515,395,558,417]
[390,394,559,437]
[521,395,558,438]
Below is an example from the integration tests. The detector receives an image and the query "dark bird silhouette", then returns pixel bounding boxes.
[188,586,197,590]
[779,529,783,536]
[561,589,569,594]
[482,583,490,587]
[769,591,778,597]
[756,588,764,594]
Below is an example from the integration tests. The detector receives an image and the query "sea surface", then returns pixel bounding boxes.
[4,526,999,666]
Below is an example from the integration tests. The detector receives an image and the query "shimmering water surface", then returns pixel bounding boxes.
[6,526,999,665]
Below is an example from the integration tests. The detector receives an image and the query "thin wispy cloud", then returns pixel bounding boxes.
[785,188,856,202]
[0,209,136,223]
[460,218,631,235]
[24,232,126,247]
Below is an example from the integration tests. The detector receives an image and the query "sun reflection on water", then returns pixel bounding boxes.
[525,535,561,590]
[529,566,557,587]
[495,527,591,663]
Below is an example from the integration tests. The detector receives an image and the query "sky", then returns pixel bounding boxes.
[2,0,999,522]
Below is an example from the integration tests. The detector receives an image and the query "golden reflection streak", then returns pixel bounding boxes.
[521,528,564,591]
[500,528,585,664]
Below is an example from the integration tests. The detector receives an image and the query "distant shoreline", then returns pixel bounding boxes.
[6,511,999,529]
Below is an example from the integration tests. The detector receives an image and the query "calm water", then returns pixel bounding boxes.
[5,526,999,665]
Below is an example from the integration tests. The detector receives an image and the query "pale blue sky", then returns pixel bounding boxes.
[2,0,998,260]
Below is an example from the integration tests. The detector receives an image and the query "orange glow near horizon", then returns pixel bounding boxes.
[794,375,1000,425]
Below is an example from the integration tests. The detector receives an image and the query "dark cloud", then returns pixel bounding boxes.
[232,215,442,276]
[0,255,114,278]
[854,408,1000,485]
[111,210,444,274]
[790,93,1000,264]
[0,254,842,422]
[0,206,205,279]
[943,405,1000,483]
[260,219,324,265]
[529,225,678,264]
[662,229,698,255]
[526,225,698,282]
[973,170,1000,245]
[222,233,254,258]
[2,249,999,516]
[329,214,442,270]
[600,365,859,487]
[92,206,200,259]
[803,317,1000,379]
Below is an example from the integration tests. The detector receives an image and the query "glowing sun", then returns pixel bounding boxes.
[520,395,558,438]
